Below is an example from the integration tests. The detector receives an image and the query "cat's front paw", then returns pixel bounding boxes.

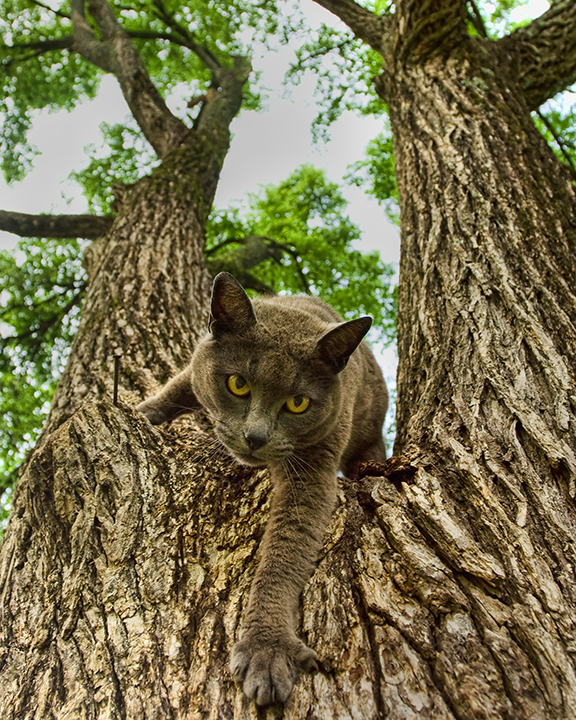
[230,631,318,706]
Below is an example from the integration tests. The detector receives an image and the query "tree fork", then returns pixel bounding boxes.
[2,0,576,717]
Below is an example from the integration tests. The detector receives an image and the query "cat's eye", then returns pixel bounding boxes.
[285,395,310,414]
[227,375,251,397]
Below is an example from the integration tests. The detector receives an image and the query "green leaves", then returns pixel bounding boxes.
[1,0,100,181]
[287,24,386,140]
[467,0,546,38]
[346,122,399,224]
[0,236,87,518]
[533,97,576,181]
[0,0,304,183]
[70,120,159,213]
[207,165,397,343]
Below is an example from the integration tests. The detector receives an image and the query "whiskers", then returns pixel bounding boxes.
[280,453,318,523]
[159,400,199,414]
[188,434,231,467]
[287,453,317,482]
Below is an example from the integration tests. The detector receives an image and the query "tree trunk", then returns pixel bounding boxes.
[2,3,576,720]
[42,124,235,438]
[374,10,576,719]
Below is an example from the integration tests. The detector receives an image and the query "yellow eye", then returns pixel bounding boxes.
[285,395,310,414]
[227,375,250,397]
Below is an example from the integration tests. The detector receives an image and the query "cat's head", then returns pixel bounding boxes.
[191,273,371,467]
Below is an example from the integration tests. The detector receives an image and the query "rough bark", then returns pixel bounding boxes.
[37,29,250,439]
[500,0,576,110]
[1,402,452,719]
[378,1,576,717]
[2,0,576,718]
[40,129,217,439]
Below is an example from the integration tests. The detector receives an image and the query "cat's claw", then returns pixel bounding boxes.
[230,633,317,706]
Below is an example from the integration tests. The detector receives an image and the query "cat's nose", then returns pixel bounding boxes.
[244,430,268,451]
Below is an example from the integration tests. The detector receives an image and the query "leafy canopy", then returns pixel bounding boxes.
[0,237,87,524]
[206,164,396,341]
[0,0,297,182]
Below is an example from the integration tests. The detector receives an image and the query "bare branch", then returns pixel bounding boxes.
[206,235,283,271]
[6,28,212,58]
[205,235,311,294]
[312,0,390,51]
[278,244,311,294]
[70,0,114,72]
[0,210,115,239]
[499,0,576,110]
[8,36,73,53]
[467,0,488,38]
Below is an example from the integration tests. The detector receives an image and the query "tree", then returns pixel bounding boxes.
[1,0,576,718]
[0,165,394,522]
[0,0,396,518]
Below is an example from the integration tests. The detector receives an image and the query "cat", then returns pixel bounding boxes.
[136,272,388,706]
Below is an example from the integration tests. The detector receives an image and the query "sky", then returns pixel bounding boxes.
[0,0,552,411]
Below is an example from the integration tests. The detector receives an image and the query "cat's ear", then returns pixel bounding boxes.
[209,272,256,336]
[315,317,372,372]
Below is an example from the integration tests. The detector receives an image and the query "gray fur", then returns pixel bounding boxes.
[136,272,388,706]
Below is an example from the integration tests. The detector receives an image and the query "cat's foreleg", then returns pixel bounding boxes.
[230,456,338,705]
[136,366,200,424]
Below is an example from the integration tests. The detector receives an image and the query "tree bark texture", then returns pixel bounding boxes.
[2,1,576,719]
[376,8,576,719]
[41,121,238,440]
[0,211,115,240]
[0,400,478,719]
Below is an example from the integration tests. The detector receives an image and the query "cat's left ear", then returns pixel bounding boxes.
[315,316,372,372]
[209,272,256,336]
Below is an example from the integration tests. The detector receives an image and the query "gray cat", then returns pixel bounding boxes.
[136,272,388,705]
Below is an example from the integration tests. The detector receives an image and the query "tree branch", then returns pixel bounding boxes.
[499,0,576,110]
[29,0,70,19]
[8,36,74,53]
[70,0,189,158]
[0,210,115,239]
[534,108,576,181]
[206,235,283,273]
[206,235,312,295]
[312,0,390,52]
[5,29,217,62]
[193,55,252,134]
[0,287,86,350]
[467,0,488,38]
[8,1,248,150]
[151,0,222,71]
